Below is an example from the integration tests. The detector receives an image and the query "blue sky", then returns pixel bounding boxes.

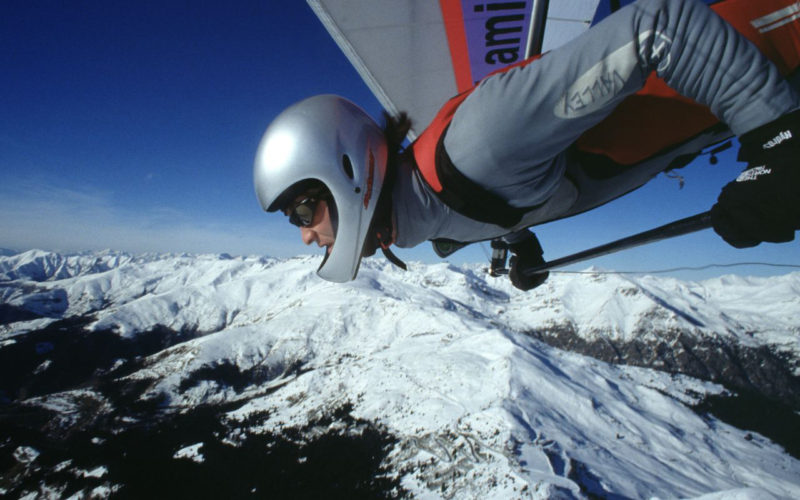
[1,1,797,281]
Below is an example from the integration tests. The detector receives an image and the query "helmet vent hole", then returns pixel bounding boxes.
[342,155,355,179]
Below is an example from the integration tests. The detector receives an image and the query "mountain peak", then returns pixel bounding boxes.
[1,251,799,498]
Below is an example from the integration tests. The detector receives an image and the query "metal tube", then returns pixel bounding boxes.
[526,0,550,57]
[524,211,713,275]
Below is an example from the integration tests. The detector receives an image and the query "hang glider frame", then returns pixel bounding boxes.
[527,0,550,57]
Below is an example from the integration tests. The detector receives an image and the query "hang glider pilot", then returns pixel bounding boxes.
[254,0,800,289]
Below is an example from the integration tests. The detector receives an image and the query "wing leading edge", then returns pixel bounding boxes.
[307,0,600,137]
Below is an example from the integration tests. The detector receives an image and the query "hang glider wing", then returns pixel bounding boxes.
[307,0,601,138]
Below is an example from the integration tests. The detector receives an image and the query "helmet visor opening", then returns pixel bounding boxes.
[268,179,328,213]
[278,181,339,243]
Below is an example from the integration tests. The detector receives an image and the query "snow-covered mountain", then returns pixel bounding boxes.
[1,249,798,499]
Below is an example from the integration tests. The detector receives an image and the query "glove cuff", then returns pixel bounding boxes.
[508,232,544,258]
[738,109,800,162]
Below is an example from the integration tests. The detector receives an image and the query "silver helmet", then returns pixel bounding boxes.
[253,95,388,282]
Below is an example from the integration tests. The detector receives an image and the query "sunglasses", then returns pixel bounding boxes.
[287,197,318,227]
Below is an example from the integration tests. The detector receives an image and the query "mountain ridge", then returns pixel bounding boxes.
[1,249,799,498]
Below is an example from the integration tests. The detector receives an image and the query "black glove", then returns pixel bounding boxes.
[711,110,800,248]
[508,231,549,291]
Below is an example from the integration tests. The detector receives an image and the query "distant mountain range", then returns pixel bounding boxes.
[1,250,798,499]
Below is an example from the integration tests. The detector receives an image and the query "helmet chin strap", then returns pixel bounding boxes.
[382,248,407,270]
[377,229,407,271]
[362,189,407,271]
[362,150,407,271]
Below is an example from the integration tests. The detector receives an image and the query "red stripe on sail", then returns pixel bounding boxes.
[439,0,473,92]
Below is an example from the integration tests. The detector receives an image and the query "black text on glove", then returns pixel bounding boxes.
[711,111,800,248]
[507,232,550,291]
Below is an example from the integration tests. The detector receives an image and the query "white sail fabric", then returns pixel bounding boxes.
[307,0,600,137]
[543,0,601,52]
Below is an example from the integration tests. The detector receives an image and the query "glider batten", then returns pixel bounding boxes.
[307,0,401,123]
[306,0,602,135]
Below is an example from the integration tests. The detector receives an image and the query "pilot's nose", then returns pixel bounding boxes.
[300,226,316,246]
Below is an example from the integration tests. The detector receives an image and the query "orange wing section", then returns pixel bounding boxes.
[576,0,800,165]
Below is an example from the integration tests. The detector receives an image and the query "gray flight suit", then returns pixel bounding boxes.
[392,0,800,249]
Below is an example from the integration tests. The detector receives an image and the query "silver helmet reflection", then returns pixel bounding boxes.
[253,95,388,282]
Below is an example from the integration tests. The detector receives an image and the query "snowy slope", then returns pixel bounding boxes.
[1,250,799,499]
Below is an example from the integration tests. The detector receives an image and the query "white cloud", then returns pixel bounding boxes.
[0,180,309,258]
[4,179,793,280]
